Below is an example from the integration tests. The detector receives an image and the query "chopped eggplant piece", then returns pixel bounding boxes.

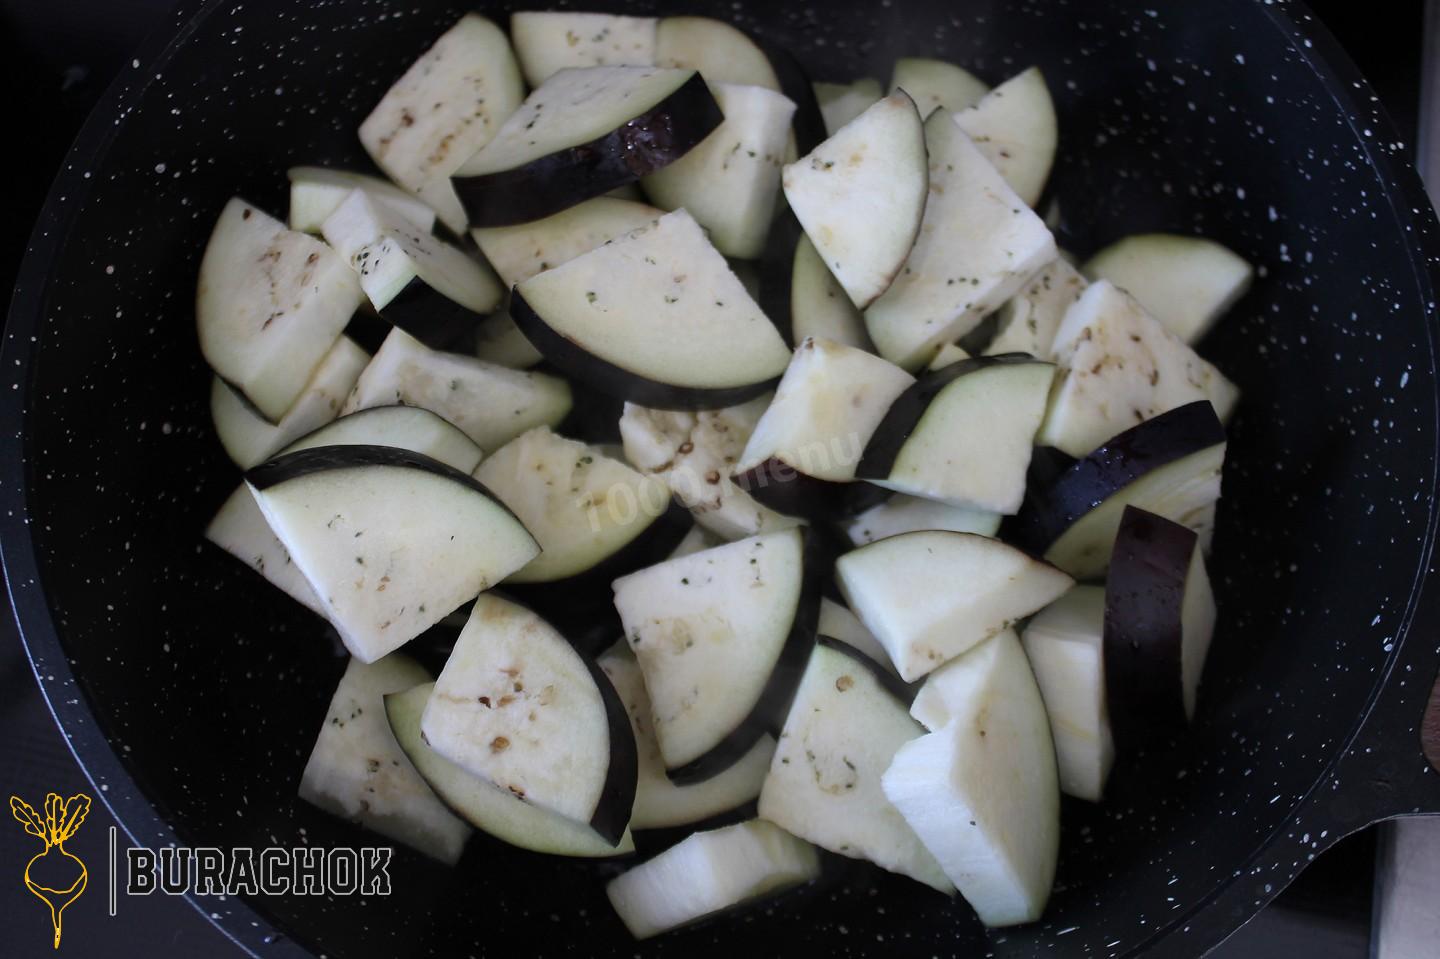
[421,594,637,843]
[882,629,1060,926]
[836,530,1072,682]
[1039,280,1239,458]
[864,109,1055,370]
[512,210,791,409]
[611,528,821,782]
[1104,507,1216,751]
[1082,233,1253,344]
[299,654,471,863]
[759,638,949,891]
[783,92,928,311]
[454,67,722,226]
[387,683,635,856]
[606,819,819,939]
[246,445,538,662]
[197,198,362,421]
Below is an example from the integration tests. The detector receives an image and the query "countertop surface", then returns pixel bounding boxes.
[0,0,1424,956]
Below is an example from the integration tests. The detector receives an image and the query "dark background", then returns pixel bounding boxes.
[0,0,1424,956]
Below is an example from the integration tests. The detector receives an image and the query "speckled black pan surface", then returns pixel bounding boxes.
[5,1,1440,957]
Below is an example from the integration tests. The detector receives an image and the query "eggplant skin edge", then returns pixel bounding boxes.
[1103,505,1196,753]
[1008,400,1225,554]
[510,290,782,411]
[453,73,724,228]
[662,527,825,786]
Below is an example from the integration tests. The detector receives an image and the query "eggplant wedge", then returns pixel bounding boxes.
[474,426,691,588]
[758,638,951,892]
[210,336,368,470]
[246,445,538,663]
[299,655,471,864]
[1082,233,1253,344]
[835,530,1072,682]
[782,92,928,311]
[952,66,1058,208]
[453,67,722,226]
[471,196,661,288]
[512,210,791,409]
[606,820,819,939]
[387,683,636,856]
[599,644,773,831]
[856,353,1055,514]
[882,629,1060,927]
[197,198,362,421]
[1039,279,1239,458]
[1020,585,1114,801]
[1103,506,1216,751]
[321,190,503,349]
[611,528,822,783]
[863,109,1055,370]
[420,594,638,844]
[358,14,525,233]
[343,327,571,453]
[510,11,658,86]
[1010,400,1227,580]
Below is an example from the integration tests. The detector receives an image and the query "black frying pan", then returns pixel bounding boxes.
[5,1,1440,956]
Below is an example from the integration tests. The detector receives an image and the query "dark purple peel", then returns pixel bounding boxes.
[248,443,501,501]
[815,636,913,705]
[502,498,694,610]
[733,462,888,520]
[732,457,850,521]
[755,38,827,156]
[453,73,724,228]
[342,305,392,355]
[454,592,639,846]
[1103,506,1197,753]
[510,289,782,410]
[380,276,485,351]
[997,446,1077,542]
[855,352,1049,483]
[755,209,804,347]
[663,527,825,785]
[1007,401,1226,555]
[581,650,641,845]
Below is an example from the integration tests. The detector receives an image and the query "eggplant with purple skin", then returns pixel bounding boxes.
[1103,506,1216,752]
[855,353,1055,514]
[246,445,539,664]
[782,92,928,312]
[420,593,638,845]
[342,327,572,453]
[452,67,723,227]
[388,682,637,856]
[197,198,363,422]
[757,638,952,893]
[652,16,826,159]
[474,426,692,596]
[321,190,504,350]
[618,396,805,540]
[1008,400,1227,580]
[611,527,823,784]
[731,337,914,519]
[512,210,792,410]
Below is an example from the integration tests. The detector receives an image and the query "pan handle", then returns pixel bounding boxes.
[1318,617,1440,829]
[1424,674,1439,774]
